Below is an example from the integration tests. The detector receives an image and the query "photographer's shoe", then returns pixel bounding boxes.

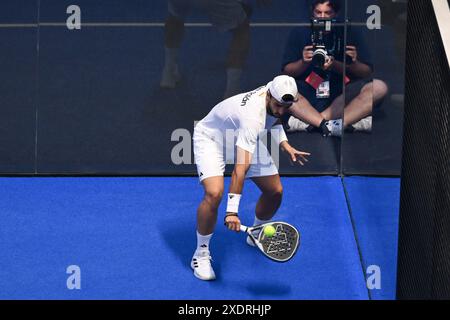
[326,119,343,137]
[191,250,216,281]
[287,117,309,132]
[352,116,372,132]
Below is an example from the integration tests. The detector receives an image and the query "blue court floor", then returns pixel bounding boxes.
[0,176,400,300]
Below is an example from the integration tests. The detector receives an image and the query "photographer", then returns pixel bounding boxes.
[282,0,388,136]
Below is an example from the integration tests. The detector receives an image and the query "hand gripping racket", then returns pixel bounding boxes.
[240,221,300,262]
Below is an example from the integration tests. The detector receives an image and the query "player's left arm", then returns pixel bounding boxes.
[280,141,311,166]
[272,121,311,166]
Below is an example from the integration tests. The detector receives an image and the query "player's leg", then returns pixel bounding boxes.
[191,176,224,281]
[245,142,282,245]
[197,176,224,236]
[247,143,282,222]
[191,128,225,280]
[161,0,187,88]
[251,174,283,222]
[244,174,283,247]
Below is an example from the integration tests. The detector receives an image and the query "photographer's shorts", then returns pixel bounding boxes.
[344,78,374,104]
[297,78,374,113]
[193,126,278,183]
[168,0,248,32]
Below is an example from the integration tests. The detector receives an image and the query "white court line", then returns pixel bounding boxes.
[431,0,450,68]
[0,21,368,28]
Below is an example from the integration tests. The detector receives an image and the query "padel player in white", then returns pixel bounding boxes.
[191,75,311,280]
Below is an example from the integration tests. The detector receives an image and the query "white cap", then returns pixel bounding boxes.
[267,75,298,105]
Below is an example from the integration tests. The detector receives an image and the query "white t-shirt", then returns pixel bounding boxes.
[196,84,283,154]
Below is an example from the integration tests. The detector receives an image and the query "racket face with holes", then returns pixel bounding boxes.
[248,222,300,262]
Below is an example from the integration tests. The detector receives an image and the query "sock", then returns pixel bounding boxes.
[254,216,270,226]
[306,124,317,133]
[224,68,242,97]
[319,119,331,136]
[196,231,212,252]
[306,120,329,134]
[164,47,179,69]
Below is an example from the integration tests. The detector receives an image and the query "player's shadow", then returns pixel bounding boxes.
[158,219,197,269]
[159,218,295,295]
[158,218,232,282]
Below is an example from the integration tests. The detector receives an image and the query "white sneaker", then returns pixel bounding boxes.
[191,250,216,281]
[352,116,372,132]
[325,119,343,137]
[160,64,181,88]
[287,117,309,132]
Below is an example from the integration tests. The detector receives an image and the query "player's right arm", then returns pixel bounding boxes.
[225,147,253,232]
[225,119,261,232]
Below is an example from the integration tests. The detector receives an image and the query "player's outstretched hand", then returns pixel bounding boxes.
[225,214,241,232]
[282,143,311,166]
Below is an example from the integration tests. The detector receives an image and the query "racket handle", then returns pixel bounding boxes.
[240,225,248,233]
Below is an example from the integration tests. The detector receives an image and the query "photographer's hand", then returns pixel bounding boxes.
[303,45,314,63]
[283,45,313,77]
[346,46,358,63]
[323,55,335,70]
[345,45,372,78]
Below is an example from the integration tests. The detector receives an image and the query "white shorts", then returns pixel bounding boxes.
[168,0,248,32]
[193,126,278,183]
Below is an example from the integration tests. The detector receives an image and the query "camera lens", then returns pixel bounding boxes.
[312,48,328,68]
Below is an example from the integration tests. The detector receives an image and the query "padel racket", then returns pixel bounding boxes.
[240,221,300,262]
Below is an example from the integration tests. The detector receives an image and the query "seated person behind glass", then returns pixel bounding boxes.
[282,0,388,136]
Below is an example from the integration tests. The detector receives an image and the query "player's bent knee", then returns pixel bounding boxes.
[275,185,283,196]
[204,189,224,206]
[266,185,283,199]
